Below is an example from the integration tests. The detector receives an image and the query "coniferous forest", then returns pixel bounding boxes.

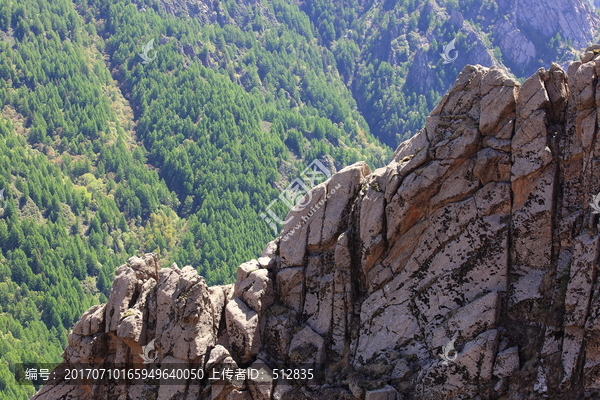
[0,0,596,397]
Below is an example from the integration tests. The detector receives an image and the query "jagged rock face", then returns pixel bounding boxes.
[33,49,600,399]
[405,0,599,96]
[496,0,599,68]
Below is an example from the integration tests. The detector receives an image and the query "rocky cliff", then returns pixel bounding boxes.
[32,47,600,399]
[401,0,600,96]
[494,0,599,70]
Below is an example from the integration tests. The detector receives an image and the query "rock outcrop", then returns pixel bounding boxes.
[495,0,599,68]
[33,47,600,399]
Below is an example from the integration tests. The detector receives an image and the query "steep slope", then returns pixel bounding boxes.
[0,1,184,398]
[493,0,599,70]
[301,0,600,146]
[110,0,600,147]
[73,0,394,283]
[32,48,600,399]
[0,0,392,398]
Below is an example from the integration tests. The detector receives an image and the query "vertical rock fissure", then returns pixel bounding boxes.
[347,190,366,367]
[544,67,570,395]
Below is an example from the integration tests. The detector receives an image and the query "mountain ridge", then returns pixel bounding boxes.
[31,46,600,399]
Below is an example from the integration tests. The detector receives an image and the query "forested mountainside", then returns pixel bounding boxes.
[0,0,390,397]
[0,0,597,398]
[146,0,600,145]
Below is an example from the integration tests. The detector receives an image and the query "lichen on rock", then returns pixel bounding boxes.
[32,46,600,399]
